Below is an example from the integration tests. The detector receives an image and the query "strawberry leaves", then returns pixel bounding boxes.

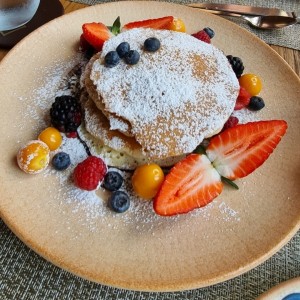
[108,16,121,35]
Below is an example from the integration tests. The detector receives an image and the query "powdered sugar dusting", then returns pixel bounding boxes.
[14,47,244,235]
[90,28,239,159]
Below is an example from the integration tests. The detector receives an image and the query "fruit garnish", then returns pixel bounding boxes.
[132,163,165,199]
[38,127,62,151]
[107,16,121,36]
[191,27,215,44]
[153,154,223,216]
[206,120,287,180]
[239,73,262,96]
[73,156,107,191]
[104,51,120,68]
[169,18,186,32]
[144,37,161,52]
[102,171,123,191]
[52,152,71,171]
[50,95,82,133]
[222,116,239,131]
[154,120,287,216]
[226,55,244,78]
[108,191,130,213]
[124,49,140,65]
[248,96,265,111]
[122,16,174,30]
[116,42,130,58]
[234,86,251,110]
[17,140,50,174]
[82,22,112,52]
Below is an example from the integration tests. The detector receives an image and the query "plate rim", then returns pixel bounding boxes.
[0,1,300,292]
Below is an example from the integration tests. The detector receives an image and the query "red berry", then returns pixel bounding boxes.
[79,34,91,52]
[191,30,211,43]
[66,131,78,138]
[82,22,112,52]
[234,87,251,110]
[123,16,174,30]
[73,156,107,191]
[206,120,287,180]
[222,116,239,131]
[154,154,223,216]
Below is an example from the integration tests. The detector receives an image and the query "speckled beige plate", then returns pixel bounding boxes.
[0,1,299,292]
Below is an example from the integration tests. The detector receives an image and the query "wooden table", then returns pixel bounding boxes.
[0,0,299,76]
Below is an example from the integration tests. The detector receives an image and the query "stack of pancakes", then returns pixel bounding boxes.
[80,28,239,168]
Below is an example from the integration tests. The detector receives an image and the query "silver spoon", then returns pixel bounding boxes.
[188,7,299,29]
[225,12,299,29]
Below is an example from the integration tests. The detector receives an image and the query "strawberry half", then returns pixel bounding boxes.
[82,22,112,51]
[153,154,223,216]
[123,16,174,30]
[206,120,287,180]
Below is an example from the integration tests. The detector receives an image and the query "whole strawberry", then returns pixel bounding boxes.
[191,27,215,43]
[73,156,107,191]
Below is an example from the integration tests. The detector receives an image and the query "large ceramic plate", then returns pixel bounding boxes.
[0,1,299,292]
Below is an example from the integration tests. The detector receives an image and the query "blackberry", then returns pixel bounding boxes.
[144,37,160,52]
[50,95,82,133]
[226,55,244,78]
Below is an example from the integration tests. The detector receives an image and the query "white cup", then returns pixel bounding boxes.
[0,0,40,31]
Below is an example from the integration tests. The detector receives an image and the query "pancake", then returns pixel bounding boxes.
[83,53,133,136]
[90,28,239,159]
[81,90,142,157]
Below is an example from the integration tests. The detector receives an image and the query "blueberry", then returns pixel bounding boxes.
[108,191,130,213]
[144,37,161,52]
[249,96,265,111]
[116,42,130,58]
[104,51,120,68]
[203,27,215,38]
[124,50,140,65]
[52,152,71,171]
[102,171,123,191]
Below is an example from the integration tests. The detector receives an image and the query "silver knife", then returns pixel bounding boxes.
[187,3,296,18]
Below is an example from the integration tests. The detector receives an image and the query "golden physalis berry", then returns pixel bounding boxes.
[239,73,262,96]
[17,140,50,174]
[38,127,62,151]
[169,18,186,32]
[132,163,165,199]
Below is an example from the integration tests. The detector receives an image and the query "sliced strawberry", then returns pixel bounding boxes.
[123,16,174,30]
[82,22,112,51]
[153,154,223,216]
[234,86,251,110]
[206,120,287,180]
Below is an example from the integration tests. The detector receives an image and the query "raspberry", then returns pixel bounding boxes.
[234,87,251,110]
[223,116,239,131]
[191,30,211,43]
[73,156,107,191]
